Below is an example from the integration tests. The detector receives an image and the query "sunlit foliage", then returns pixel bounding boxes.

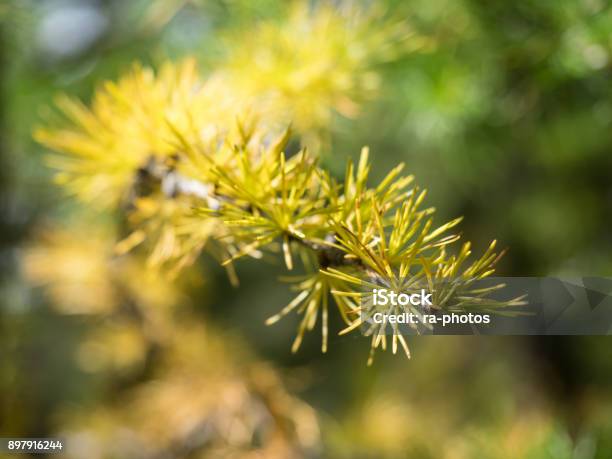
[36,58,520,364]
[217,2,414,146]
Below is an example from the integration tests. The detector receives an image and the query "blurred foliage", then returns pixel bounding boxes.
[3,0,612,458]
[22,223,320,458]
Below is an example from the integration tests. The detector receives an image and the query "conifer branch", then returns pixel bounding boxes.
[35,59,524,364]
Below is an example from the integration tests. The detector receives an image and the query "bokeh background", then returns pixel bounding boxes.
[2,0,612,457]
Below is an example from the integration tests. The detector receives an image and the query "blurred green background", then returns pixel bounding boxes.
[2,0,612,458]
